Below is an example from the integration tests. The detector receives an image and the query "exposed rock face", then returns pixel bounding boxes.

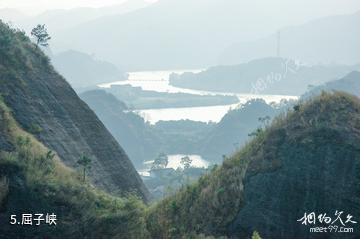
[0,23,149,201]
[228,93,360,239]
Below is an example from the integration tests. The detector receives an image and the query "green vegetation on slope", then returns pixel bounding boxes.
[146,91,360,238]
[0,21,51,86]
[1,21,358,239]
[0,20,148,200]
[146,132,255,238]
[146,111,273,237]
[199,99,279,163]
[0,97,148,238]
[2,72,357,238]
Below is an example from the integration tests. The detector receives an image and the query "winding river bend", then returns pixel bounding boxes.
[99,69,298,124]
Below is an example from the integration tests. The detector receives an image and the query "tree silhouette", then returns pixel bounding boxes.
[249,116,271,137]
[31,24,51,48]
[293,104,300,112]
[151,153,168,170]
[180,156,192,170]
[77,154,92,182]
[258,115,271,127]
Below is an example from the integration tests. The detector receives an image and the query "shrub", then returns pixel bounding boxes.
[252,231,262,239]
[28,123,43,135]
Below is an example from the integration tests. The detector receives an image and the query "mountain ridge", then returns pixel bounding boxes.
[147,91,360,238]
[219,10,360,65]
[0,21,149,200]
[170,57,360,95]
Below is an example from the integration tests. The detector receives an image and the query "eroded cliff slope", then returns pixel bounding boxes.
[0,22,148,200]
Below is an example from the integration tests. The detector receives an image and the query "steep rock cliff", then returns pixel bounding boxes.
[0,22,148,200]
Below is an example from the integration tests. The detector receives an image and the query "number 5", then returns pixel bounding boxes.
[10,215,17,225]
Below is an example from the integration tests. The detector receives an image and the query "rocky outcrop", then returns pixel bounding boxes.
[0,22,149,201]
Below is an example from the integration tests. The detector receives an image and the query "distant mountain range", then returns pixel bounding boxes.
[1,0,151,34]
[219,11,360,65]
[2,2,359,70]
[170,57,360,95]
[306,71,360,98]
[52,50,127,89]
[50,0,360,70]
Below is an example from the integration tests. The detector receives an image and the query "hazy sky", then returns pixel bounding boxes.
[0,0,158,15]
[0,0,359,18]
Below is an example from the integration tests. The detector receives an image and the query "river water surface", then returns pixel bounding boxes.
[99,69,298,124]
[99,69,298,170]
